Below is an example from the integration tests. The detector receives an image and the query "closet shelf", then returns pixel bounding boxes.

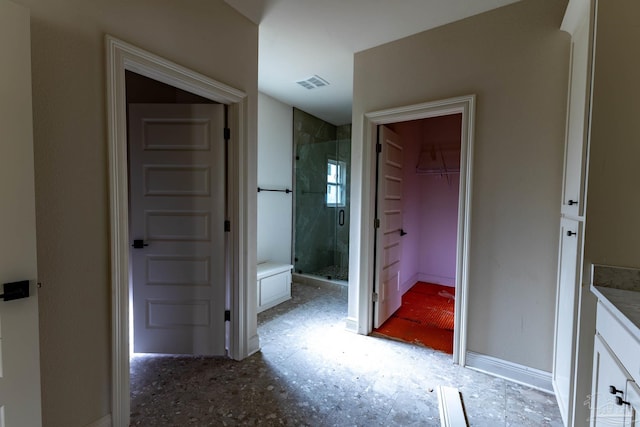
[416,145,461,182]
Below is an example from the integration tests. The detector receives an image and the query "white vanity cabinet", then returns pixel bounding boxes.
[590,298,640,426]
[257,263,293,313]
[591,335,630,426]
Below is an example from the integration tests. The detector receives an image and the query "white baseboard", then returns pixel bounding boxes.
[248,333,260,356]
[345,317,358,333]
[465,351,553,394]
[400,273,420,294]
[418,273,455,287]
[85,414,111,427]
[437,386,468,427]
[401,273,455,294]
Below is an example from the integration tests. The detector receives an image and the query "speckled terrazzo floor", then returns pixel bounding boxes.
[130,281,563,426]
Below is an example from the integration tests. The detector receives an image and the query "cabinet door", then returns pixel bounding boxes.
[561,8,593,218]
[590,335,629,426]
[627,380,640,426]
[553,217,582,424]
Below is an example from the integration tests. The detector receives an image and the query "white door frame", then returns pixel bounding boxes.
[105,36,252,426]
[357,95,475,365]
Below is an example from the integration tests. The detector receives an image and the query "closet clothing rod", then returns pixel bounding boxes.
[257,187,291,194]
[415,169,460,176]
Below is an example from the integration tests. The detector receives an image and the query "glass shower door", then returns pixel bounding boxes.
[294,137,350,282]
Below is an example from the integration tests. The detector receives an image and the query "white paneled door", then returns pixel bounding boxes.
[128,104,226,355]
[0,0,43,425]
[374,126,404,328]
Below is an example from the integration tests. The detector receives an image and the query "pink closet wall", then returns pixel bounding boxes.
[390,114,462,292]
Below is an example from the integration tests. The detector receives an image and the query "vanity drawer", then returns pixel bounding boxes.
[597,301,640,380]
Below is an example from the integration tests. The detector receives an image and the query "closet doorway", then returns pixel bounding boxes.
[357,95,475,365]
[373,114,462,354]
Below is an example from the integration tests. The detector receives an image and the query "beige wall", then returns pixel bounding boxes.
[585,0,640,268]
[352,0,569,371]
[11,1,258,426]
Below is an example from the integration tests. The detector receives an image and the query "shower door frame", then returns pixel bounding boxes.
[292,132,351,282]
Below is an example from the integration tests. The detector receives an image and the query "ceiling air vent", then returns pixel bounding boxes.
[296,75,330,90]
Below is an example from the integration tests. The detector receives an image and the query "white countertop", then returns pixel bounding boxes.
[591,285,640,338]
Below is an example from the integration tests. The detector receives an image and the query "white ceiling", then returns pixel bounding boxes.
[225,0,520,125]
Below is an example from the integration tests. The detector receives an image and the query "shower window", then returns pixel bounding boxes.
[326,158,346,207]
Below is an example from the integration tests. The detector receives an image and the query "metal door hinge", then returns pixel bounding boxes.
[225,310,231,322]
[224,127,231,140]
[224,220,231,232]
[374,218,380,229]
[376,143,382,153]
[372,292,379,302]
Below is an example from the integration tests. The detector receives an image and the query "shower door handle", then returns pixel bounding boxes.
[338,209,345,226]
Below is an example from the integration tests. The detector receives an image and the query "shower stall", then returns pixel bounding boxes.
[293,108,350,283]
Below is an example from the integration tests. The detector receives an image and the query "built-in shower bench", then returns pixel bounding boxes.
[256,262,293,313]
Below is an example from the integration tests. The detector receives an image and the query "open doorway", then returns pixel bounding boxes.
[355,95,475,365]
[106,36,252,426]
[373,114,462,354]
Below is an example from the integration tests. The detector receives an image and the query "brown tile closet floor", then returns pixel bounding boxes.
[373,282,455,353]
[130,281,563,426]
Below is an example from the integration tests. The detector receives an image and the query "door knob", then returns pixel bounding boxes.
[610,385,623,395]
[566,231,577,237]
[568,199,578,206]
[0,280,30,301]
[616,396,630,406]
[400,229,407,236]
[132,239,148,249]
